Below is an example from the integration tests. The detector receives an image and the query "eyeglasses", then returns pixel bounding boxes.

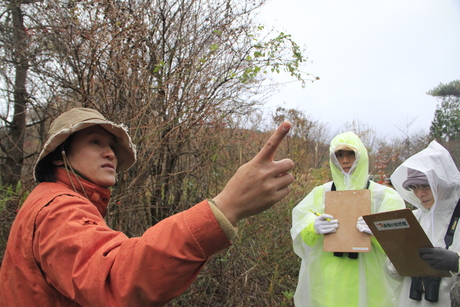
[407,185,431,192]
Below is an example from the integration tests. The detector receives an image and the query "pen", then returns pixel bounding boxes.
[309,209,331,221]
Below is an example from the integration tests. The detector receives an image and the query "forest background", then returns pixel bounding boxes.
[0,0,459,306]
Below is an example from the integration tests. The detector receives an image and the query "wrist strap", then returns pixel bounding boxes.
[445,198,460,249]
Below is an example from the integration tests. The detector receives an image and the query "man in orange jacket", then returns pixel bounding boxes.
[0,108,294,306]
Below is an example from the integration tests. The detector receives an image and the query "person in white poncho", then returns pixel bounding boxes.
[390,141,460,306]
[291,131,405,307]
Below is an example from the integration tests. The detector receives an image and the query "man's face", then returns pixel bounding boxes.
[66,125,118,188]
[335,150,356,174]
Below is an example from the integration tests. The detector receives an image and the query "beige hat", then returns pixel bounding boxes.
[34,108,136,174]
[334,144,356,152]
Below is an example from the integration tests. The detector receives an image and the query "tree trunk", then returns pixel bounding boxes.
[2,2,29,187]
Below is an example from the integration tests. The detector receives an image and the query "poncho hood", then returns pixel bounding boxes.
[391,141,460,214]
[391,141,460,245]
[329,131,369,190]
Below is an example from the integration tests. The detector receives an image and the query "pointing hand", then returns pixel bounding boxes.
[213,122,295,225]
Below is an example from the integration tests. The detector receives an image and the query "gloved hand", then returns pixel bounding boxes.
[356,216,373,235]
[418,247,459,272]
[385,258,402,281]
[313,214,339,235]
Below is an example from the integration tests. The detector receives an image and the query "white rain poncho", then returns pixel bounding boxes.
[291,131,405,307]
[391,141,460,307]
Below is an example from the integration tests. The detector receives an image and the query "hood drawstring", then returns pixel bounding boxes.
[61,148,90,200]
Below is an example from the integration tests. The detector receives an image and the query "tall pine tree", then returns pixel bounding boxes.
[428,80,460,142]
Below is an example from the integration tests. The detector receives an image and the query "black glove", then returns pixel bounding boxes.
[418,247,459,272]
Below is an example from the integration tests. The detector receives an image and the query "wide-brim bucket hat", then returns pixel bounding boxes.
[34,108,136,176]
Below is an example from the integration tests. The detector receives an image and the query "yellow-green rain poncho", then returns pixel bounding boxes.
[291,132,405,307]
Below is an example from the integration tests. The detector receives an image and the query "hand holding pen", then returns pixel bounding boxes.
[310,209,339,235]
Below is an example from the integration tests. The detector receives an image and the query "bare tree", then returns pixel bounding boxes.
[0,0,35,187]
[0,0,308,232]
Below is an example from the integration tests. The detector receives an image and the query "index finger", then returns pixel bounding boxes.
[253,121,292,162]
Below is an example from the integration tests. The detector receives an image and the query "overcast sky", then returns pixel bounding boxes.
[257,0,460,139]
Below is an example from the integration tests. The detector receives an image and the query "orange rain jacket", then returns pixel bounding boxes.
[0,168,232,306]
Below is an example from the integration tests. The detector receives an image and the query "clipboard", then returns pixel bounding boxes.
[324,189,371,253]
[363,208,450,277]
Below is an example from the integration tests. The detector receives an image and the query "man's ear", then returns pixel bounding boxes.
[53,159,64,166]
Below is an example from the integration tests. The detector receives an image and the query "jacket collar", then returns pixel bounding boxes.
[55,167,111,216]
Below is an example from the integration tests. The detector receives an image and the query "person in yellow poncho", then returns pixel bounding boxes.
[291,131,405,307]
